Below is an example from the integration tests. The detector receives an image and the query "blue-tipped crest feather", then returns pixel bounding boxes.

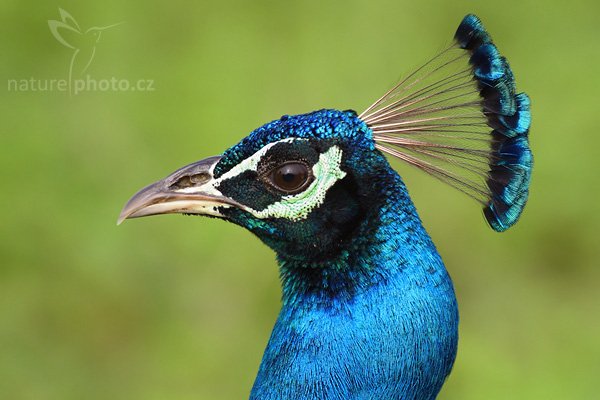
[455,14,491,50]
[479,58,517,115]
[484,190,529,232]
[496,93,531,136]
[488,135,532,204]
[456,14,533,231]
[470,44,505,81]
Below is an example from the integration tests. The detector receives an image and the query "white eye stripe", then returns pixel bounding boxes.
[175,138,301,196]
[175,138,347,221]
[218,138,299,182]
[250,145,346,221]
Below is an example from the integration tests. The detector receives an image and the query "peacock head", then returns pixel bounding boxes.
[118,109,395,261]
[119,14,533,260]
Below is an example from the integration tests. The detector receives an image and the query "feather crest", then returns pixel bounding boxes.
[361,14,532,231]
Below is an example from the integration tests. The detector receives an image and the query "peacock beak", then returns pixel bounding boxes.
[118,155,242,225]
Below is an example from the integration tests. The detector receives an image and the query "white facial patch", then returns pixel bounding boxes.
[175,138,296,198]
[175,138,347,221]
[251,146,346,221]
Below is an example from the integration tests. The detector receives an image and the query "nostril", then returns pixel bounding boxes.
[190,172,211,184]
[170,173,211,189]
[170,176,192,189]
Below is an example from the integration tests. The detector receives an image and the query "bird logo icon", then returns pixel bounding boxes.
[48,8,123,91]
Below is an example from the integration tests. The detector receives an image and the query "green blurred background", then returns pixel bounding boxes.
[1,0,598,399]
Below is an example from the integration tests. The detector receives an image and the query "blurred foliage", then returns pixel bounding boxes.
[1,0,599,399]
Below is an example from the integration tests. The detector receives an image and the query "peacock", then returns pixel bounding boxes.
[119,14,532,400]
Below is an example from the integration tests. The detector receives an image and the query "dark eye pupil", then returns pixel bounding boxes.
[272,163,309,192]
[282,172,295,182]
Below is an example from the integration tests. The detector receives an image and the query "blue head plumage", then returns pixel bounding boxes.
[119,14,531,399]
[212,110,377,259]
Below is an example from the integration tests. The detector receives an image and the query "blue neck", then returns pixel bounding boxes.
[250,174,458,400]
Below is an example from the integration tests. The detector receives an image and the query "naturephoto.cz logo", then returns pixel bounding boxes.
[7,8,155,95]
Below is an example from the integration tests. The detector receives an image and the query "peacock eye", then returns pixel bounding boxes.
[268,162,311,194]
